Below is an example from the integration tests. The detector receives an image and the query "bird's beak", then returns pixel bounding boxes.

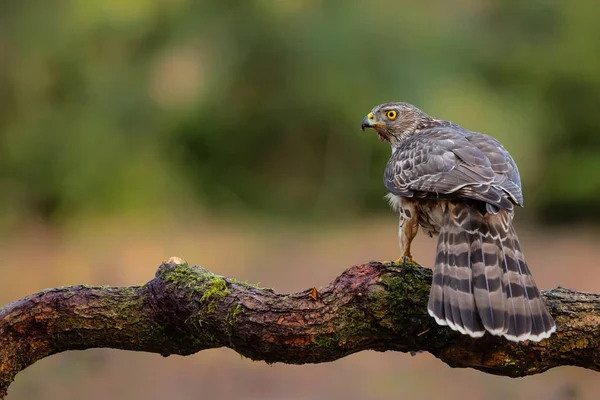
[361,113,382,131]
[361,115,371,131]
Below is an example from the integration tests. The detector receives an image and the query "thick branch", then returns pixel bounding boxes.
[1,257,599,398]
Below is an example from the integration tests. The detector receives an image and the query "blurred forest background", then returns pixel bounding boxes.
[2,1,600,399]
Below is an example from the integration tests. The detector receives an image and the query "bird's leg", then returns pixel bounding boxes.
[396,205,419,266]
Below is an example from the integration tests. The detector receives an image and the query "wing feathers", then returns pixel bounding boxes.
[384,126,523,210]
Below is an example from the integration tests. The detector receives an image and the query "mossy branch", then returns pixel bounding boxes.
[1,257,600,398]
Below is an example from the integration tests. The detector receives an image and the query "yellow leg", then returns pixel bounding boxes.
[395,206,419,265]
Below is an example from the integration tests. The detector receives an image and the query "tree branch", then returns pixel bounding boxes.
[1,257,599,398]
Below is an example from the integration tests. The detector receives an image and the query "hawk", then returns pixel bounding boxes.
[361,102,556,342]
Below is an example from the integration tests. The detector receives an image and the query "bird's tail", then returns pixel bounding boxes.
[427,202,556,342]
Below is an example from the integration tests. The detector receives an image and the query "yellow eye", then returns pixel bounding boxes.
[368,112,374,119]
[386,110,397,120]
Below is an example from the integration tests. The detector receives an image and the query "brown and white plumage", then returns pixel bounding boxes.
[362,102,555,342]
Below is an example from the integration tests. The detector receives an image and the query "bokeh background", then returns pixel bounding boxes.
[2,1,600,399]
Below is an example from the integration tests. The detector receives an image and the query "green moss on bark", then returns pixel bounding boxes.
[369,263,432,332]
[200,278,228,313]
[163,264,229,311]
[228,278,266,290]
[227,304,244,325]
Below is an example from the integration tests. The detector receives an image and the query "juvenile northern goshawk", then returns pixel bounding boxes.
[361,102,556,342]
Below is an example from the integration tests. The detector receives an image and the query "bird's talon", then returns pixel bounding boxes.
[394,255,413,267]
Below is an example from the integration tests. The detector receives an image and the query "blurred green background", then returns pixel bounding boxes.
[3,0,600,226]
[2,1,600,399]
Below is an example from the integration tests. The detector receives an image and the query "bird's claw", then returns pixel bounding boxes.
[395,255,413,267]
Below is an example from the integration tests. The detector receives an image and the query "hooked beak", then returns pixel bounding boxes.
[361,115,371,131]
[361,112,382,131]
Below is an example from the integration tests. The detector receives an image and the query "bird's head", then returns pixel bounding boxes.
[361,102,429,146]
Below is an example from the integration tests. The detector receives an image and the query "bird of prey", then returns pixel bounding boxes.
[361,102,556,342]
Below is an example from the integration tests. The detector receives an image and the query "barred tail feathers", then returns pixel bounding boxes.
[427,203,556,342]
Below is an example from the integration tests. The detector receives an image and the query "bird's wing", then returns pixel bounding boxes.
[384,126,522,211]
[464,130,523,206]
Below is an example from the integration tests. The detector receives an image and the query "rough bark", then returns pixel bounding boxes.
[1,257,599,398]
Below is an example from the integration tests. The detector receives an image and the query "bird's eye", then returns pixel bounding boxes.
[386,110,397,120]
